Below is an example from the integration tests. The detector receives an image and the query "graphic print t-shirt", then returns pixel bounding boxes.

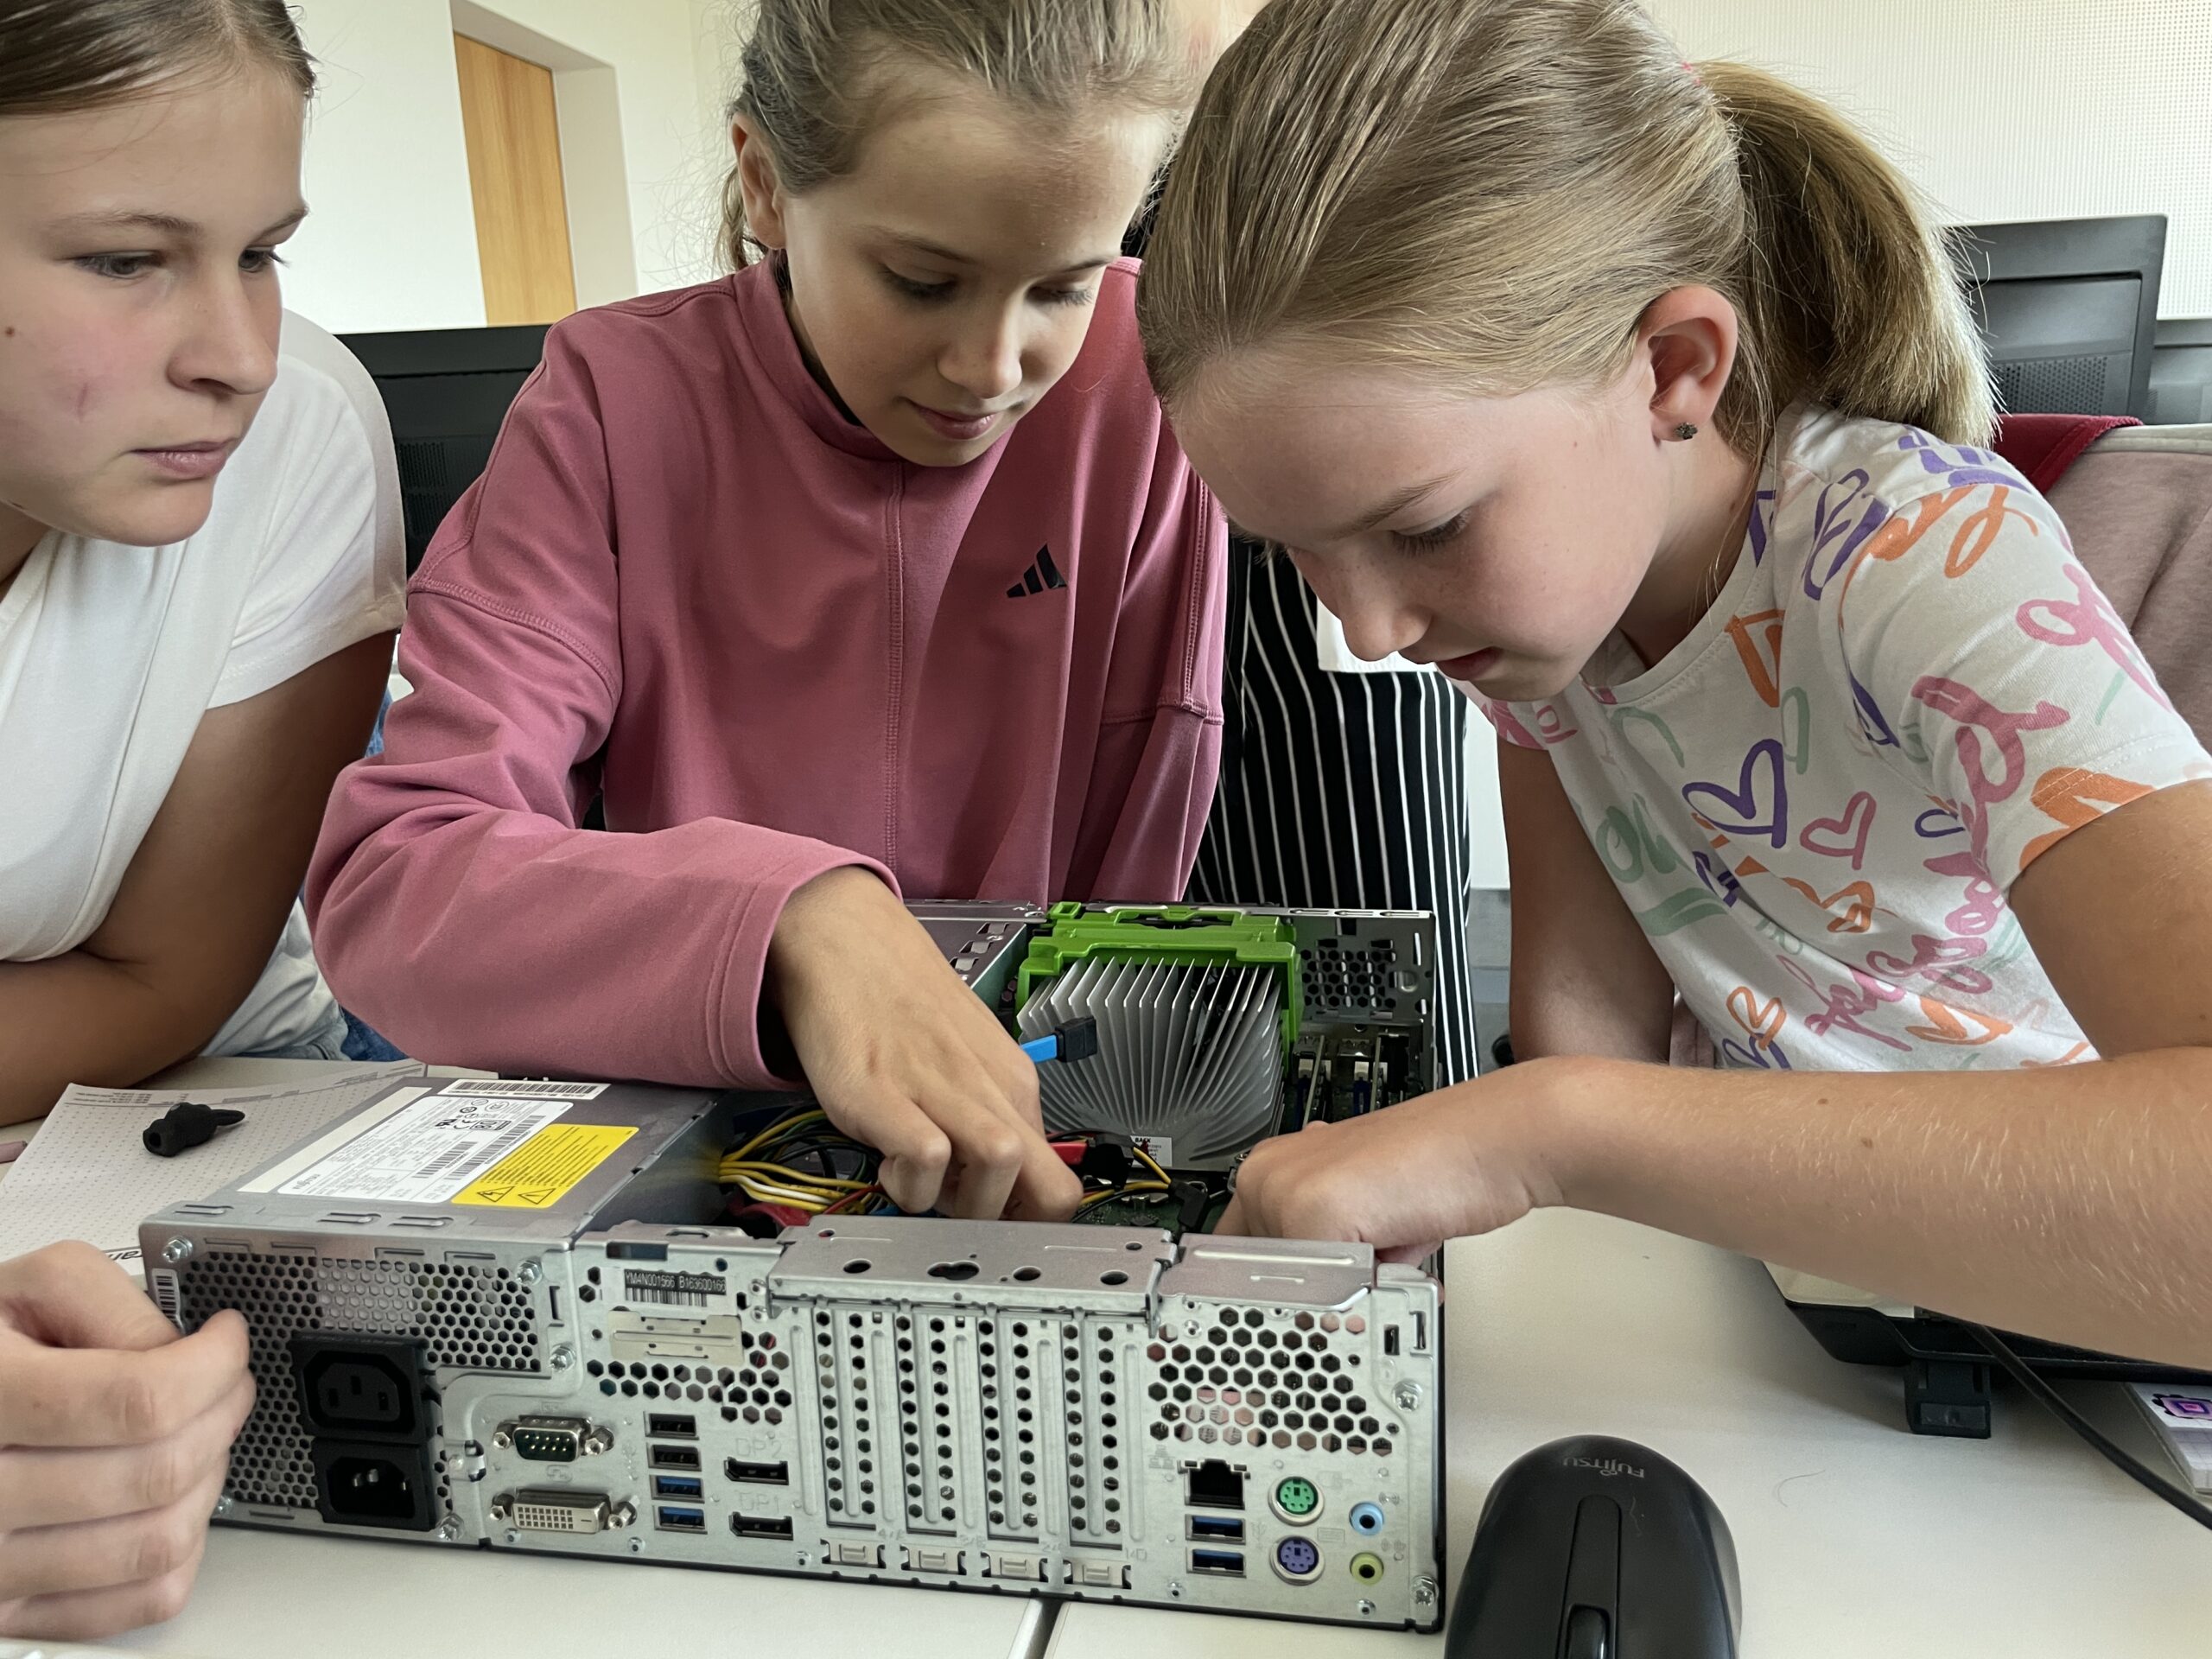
[1480,407,2212,1071]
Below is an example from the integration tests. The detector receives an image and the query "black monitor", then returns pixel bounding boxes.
[1955,215,2166,418]
[338,325,550,571]
[2148,318,2212,426]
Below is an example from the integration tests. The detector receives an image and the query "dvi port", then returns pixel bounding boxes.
[505,1490,613,1533]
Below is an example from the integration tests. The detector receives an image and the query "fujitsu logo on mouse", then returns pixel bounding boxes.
[1567,1456,1646,1478]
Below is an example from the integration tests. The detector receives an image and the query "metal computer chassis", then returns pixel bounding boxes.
[142,1079,1445,1630]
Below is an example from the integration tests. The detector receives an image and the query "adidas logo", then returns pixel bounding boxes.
[1006,544,1068,599]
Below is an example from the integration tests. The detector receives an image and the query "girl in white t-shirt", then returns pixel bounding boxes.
[0,1,400,1638]
[1139,0,2212,1369]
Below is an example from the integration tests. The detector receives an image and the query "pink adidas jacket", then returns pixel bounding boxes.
[308,259,1225,1088]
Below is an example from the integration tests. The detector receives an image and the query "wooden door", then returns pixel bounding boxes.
[454,34,578,326]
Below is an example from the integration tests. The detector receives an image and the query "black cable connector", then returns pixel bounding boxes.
[143,1103,246,1158]
[1054,1016,1099,1064]
[1020,1016,1100,1066]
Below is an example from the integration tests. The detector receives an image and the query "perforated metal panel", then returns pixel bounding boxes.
[168,1247,542,1510]
[1146,1306,1399,1459]
[1998,354,2113,416]
[1305,933,1412,1020]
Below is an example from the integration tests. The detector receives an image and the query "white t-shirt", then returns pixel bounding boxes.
[0,313,405,1056]
[1478,407,2212,1071]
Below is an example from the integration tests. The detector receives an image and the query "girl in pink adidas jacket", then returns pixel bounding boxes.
[309,2,1226,1223]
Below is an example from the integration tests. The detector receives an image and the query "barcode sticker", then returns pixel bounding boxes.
[436,1078,608,1100]
[624,1268,726,1307]
[276,1096,574,1204]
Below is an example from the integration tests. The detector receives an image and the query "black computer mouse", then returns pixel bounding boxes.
[1446,1435,1739,1659]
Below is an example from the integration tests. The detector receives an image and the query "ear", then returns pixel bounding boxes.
[1633,285,1740,443]
[732,115,790,251]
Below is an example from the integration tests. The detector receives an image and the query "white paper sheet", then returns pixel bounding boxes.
[0,1062,426,1278]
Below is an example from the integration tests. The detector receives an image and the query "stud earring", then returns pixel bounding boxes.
[1672,422,1699,442]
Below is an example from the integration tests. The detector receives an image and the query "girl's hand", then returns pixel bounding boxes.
[1217,1059,1587,1260]
[0,1243,256,1641]
[768,868,1084,1221]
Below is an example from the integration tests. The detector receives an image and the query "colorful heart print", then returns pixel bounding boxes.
[1681,739,1789,848]
[1799,791,1877,868]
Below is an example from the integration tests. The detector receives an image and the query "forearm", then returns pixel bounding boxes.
[1548,1051,2212,1368]
[0,953,219,1120]
[310,797,892,1088]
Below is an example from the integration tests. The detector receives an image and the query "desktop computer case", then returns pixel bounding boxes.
[139,906,1446,1630]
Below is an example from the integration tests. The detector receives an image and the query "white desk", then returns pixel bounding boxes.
[99,1529,1046,1659]
[14,1072,2211,1656]
[1048,1210,2212,1658]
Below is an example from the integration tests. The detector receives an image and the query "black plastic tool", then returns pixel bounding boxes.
[143,1102,245,1157]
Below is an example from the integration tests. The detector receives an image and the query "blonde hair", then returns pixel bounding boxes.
[1138,0,1994,452]
[1,0,314,116]
[720,0,1198,270]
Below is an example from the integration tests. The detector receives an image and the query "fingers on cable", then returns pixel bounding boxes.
[842,1091,954,1215]
[925,1090,1029,1221]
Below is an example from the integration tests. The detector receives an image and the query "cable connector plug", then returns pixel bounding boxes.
[1020,1016,1099,1066]
[143,1103,245,1158]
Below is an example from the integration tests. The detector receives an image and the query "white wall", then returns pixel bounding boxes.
[283,0,730,334]
[284,0,482,332]
[1649,0,2212,317]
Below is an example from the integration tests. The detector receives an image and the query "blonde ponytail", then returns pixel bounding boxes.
[1705,61,1993,447]
[1140,0,1994,452]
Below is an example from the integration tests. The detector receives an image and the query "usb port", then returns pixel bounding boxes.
[731,1514,794,1541]
[646,1414,697,1440]
[1189,1548,1245,1577]
[1187,1514,1246,1543]
[653,1475,703,1500]
[649,1445,701,1471]
[725,1458,789,1485]
[656,1505,706,1533]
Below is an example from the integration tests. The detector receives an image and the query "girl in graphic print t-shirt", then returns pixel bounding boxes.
[1136,0,2212,1369]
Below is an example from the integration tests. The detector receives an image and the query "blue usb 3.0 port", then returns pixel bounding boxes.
[655,1505,706,1533]
[654,1476,703,1500]
[1189,1548,1245,1576]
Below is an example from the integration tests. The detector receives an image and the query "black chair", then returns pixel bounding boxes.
[338,325,550,572]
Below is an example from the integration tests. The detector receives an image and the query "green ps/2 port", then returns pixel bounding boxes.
[1270,1476,1322,1523]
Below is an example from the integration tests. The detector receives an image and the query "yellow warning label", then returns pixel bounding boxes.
[454,1123,638,1208]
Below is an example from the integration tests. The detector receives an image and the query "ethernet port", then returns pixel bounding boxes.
[1184,1459,1244,1511]
[309,1440,437,1532]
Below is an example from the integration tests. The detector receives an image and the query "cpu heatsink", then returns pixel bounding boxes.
[1015,906,1297,1162]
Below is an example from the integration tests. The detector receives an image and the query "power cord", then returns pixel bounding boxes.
[1964,1322,2212,1532]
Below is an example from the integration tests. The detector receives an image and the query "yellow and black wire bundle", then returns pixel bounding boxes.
[715,1103,1185,1226]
